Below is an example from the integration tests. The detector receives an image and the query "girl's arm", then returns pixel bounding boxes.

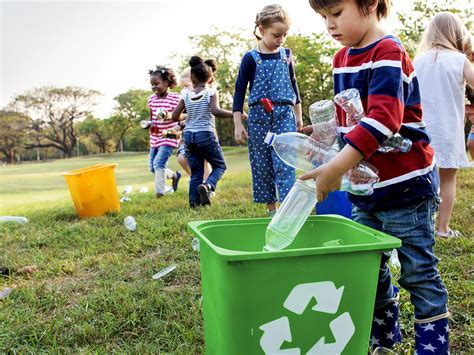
[171,99,185,121]
[293,103,303,131]
[300,144,364,201]
[209,91,233,118]
[464,59,474,87]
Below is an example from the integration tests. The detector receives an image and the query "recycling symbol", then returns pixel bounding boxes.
[259,281,355,354]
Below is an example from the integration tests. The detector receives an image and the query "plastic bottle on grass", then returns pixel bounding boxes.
[264,179,317,251]
[264,131,379,195]
[124,216,136,231]
[0,216,28,224]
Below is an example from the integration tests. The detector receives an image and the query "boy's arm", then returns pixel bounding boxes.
[300,144,363,201]
[209,91,233,118]
[171,99,185,121]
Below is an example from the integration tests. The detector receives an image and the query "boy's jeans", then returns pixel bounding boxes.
[183,130,226,206]
[352,196,449,321]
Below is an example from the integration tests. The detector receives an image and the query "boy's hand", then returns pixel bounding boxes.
[300,164,343,201]
[301,125,314,135]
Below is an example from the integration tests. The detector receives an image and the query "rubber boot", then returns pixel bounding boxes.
[414,317,449,354]
[370,286,402,349]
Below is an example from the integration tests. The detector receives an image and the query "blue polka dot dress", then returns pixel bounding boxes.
[247,48,297,204]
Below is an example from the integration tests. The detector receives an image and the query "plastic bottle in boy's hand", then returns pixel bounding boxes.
[264,179,317,251]
[308,99,339,148]
[334,88,412,153]
[264,131,379,195]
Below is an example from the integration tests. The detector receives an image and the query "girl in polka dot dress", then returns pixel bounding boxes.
[233,4,303,216]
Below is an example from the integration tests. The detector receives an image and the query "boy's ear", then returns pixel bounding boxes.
[368,0,378,14]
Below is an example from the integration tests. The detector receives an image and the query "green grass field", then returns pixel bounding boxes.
[0,149,472,352]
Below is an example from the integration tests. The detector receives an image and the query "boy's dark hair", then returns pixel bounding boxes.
[189,55,217,85]
[148,65,177,89]
[308,0,390,19]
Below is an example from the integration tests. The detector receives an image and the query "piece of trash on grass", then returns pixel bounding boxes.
[139,186,149,193]
[0,216,28,224]
[123,185,133,194]
[389,249,401,269]
[164,185,174,194]
[0,287,13,299]
[191,238,200,251]
[18,265,37,274]
[120,196,132,203]
[152,265,177,280]
[124,216,137,231]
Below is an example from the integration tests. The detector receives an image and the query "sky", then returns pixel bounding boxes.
[1,0,416,118]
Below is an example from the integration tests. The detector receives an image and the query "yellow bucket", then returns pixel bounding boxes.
[62,163,121,218]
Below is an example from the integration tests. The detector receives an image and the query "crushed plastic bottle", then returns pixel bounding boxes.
[264,131,379,195]
[264,179,318,251]
[0,216,28,224]
[124,216,136,231]
[120,196,131,203]
[0,287,13,299]
[123,185,133,194]
[152,265,176,280]
[140,120,152,129]
[334,88,412,153]
[139,186,149,193]
[389,249,401,269]
[191,238,200,252]
[308,100,339,148]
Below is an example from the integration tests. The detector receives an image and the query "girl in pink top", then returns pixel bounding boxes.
[147,66,182,197]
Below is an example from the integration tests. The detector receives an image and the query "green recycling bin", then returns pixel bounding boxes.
[187,215,401,354]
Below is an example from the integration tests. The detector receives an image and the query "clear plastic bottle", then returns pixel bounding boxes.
[264,131,379,195]
[124,216,137,231]
[0,216,28,224]
[334,88,412,153]
[264,179,317,251]
[308,100,339,148]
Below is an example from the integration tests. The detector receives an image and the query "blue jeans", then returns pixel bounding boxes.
[352,197,449,320]
[183,130,226,206]
[149,145,174,173]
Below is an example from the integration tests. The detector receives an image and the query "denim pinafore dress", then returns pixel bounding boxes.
[247,47,297,203]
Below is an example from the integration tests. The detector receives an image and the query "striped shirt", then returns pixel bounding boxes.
[183,88,216,132]
[147,92,181,148]
[334,35,438,211]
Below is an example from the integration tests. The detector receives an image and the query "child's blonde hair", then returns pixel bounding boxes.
[418,12,472,56]
[254,4,291,40]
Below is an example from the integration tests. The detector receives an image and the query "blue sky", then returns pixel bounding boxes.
[1,0,414,117]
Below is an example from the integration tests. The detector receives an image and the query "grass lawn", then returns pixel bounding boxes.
[0,149,472,353]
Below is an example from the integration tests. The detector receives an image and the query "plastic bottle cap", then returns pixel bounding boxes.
[264,132,276,146]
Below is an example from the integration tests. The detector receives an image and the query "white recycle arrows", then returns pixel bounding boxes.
[307,312,355,354]
[259,281,355,354]
[259,317,300,355]
[284,281,344,315]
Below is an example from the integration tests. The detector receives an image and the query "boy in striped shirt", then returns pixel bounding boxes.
[302,1,449,353]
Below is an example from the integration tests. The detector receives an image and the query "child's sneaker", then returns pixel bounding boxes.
[198,183,212,206]
[172,171,181,192]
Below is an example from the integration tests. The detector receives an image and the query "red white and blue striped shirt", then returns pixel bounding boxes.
[147,92,181,148]
[334,35,438,211]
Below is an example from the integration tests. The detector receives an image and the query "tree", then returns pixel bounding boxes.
[111,89,150,151]
[396,0,473,58]
[78,116,113,154]
[0,110,30,164]
[10,86,101,158]
[286,33,338,123]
